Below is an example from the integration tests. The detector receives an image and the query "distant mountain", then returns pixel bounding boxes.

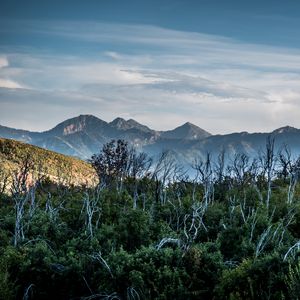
[43,114,110,137]
[0,125,33,142]
[0,115,209,160]
[161,122,211,140]
[272,126,299,135]
[109,117,154,133]
[1,116,300,168]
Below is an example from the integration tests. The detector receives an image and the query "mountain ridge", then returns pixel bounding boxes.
[1,115,300,166]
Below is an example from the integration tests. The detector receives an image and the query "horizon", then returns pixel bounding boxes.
[0,113,295,135]
[1,0,300,134]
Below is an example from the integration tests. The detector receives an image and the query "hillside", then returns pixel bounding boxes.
[0,138,97,188]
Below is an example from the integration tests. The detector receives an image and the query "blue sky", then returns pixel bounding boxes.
[1,0,300,133]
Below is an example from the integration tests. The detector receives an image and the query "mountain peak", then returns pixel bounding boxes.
[110,117,127,129]
[127,118,143,126]
[272,126,298,134]
[45,115,107,136]
[109,117,153,133]
[3,116,300,165]
[161,122,211,140]
[182,122,199,128]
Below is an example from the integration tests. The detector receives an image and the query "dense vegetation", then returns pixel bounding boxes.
[1,138,300,299]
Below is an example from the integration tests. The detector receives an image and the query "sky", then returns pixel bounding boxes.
[1,0,300,134]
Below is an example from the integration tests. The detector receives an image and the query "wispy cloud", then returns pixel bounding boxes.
[0,56,8,68]
[0,20,300,133]
[0,55,25,89]
[7,20,300,71]
[0,79,23,89]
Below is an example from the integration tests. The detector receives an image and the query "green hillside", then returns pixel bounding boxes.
[0,138,97,188]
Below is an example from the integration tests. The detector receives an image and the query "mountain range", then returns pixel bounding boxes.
[1,115,300,166]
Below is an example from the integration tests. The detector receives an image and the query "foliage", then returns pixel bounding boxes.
[1,138,300,299]
[90,139,129,188]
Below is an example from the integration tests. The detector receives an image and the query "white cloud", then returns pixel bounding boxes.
[0,56,27,89]
[1,21,300,133]
[0,56,8,68]
[15,20,300,71]
[104,51,122,60]
[0,79,23,89]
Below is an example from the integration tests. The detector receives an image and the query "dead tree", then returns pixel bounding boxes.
[127,287,141,300]
[11,155,34,247]
[255,225,273,258]
[81,187,102,238]
[90,251,113,278]
[167,170,188,231]
[45,192,56,222]
[254,207,291,258]
[127,149,152,209]
[259,136,276,210]
[229,153,253,189]
[276,145,300,204]
[249,209,258,243]
[82,292,121,300]
[156,237,181,250]
[152,151,177,205]
[284,241,300,261]
[278,144,293,181]
[287,158,300,204]
[28,183,38,220]
[193,152,214,206]
[183,202,208,250]
[45,192,66,222]
[214,149,226,185]
[23,283,35,300]
[250,159,264,204]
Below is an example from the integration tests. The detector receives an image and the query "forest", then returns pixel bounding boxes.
[1,138,300,299]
